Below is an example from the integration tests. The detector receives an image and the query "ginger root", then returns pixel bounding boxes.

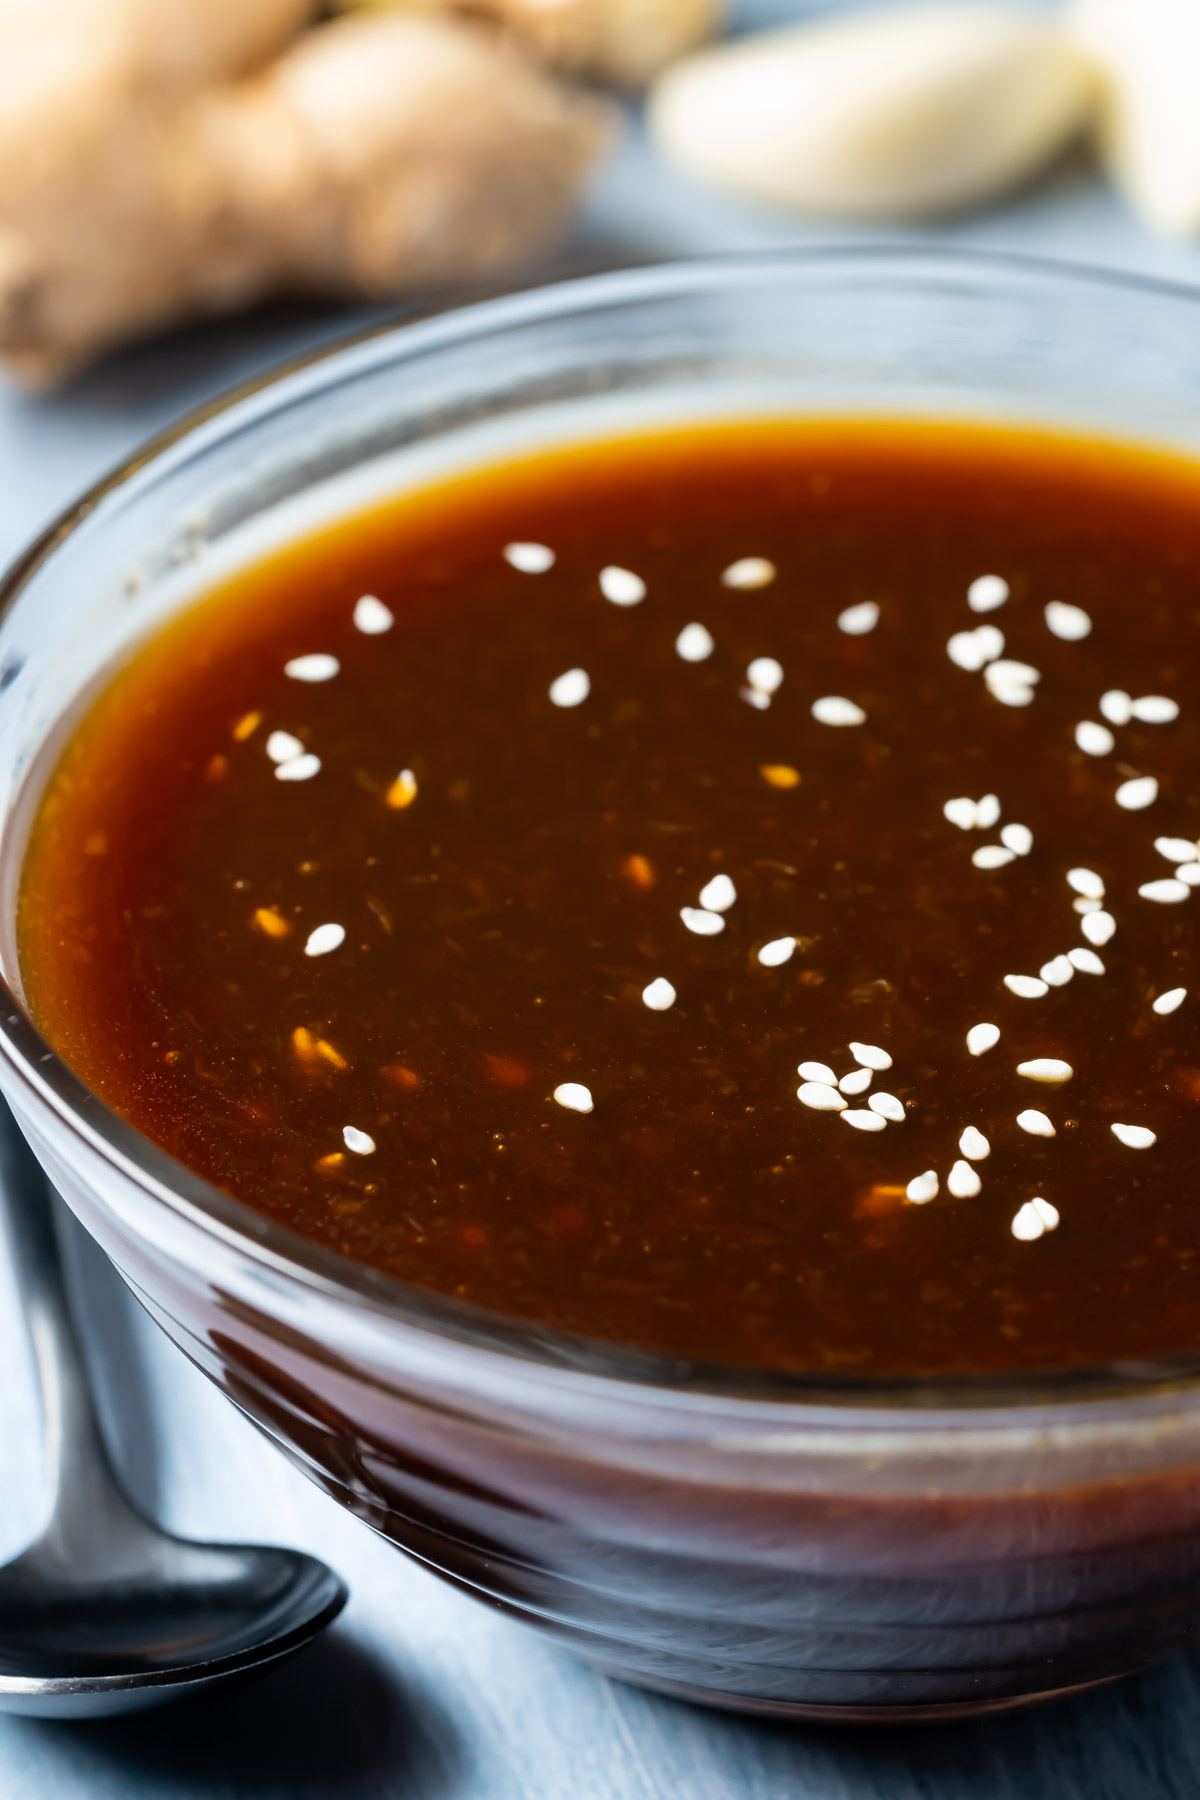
[0,0,317,95]
[335,0,723,85]
[0,9,611,385]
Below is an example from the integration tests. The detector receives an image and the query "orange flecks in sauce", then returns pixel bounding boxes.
[233,710,262,741]
[855,1185,908,1220]
[482,1053,532,1088]
[621,854,656,890]
[760,764,801,790]
[384,1064,421,1092]
[254,907,291,939]
[385,769,418,809]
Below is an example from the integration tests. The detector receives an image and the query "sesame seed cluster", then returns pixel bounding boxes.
[19,421,1200,1375]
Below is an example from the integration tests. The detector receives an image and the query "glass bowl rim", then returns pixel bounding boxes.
[7,242,1200,1413]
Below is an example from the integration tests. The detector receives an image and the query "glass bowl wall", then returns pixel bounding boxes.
[3,253,1200,1718]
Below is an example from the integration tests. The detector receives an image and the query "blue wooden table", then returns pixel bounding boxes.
[5,6,1200,1792]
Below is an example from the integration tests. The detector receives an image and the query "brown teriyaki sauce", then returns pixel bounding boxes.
[18,420,1200,1376]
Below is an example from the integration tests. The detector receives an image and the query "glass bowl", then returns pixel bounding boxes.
[4,250,1200,1722]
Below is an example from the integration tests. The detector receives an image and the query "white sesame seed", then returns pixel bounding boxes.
[948,1160,982,1198]
[739,686,771,710]
[1045,601,1092,641]
[1018,1109,1055,1137]
[1156,837,1198,864]
[1067,867,1105,900]
[798,1081,846,1111]
[1017,1058,1073,1084]
[906,1170,939,1204]
[842,1110,887,1132]
[944,797,979,830]
[1153,987,1187,1015]
[599,565,646,606]
[266,730,304,764]
[1039,955,1074,987]
[959,1126,990,1161]
[504,542,555,574]
[699,873,736,912]
[989,677,1037,708]
[305,923,345,957]
[976,793,1002,829]
[1012,1198,1058,1240]
[675,623,714,662]
[1100,689,1133,726]
[1067,947,1105,975]
[681,907,725,936]
[642,977,677,1011]
[838,1067,873,1096]
[343,1126,376,1155]
[1001,823,1033,856]
[1076,721,1115,757]
[722,557,776,590]
[353,595,394,634]
[284,653,339,684]
[849,1042,892,1071]
[985,660,1040,706]
[1131,695,1179,724]
[275,753,322,782]
[948,627,1005,672]
[1139,878,1190,904]
[838,601,879,635]
[554,1082,594,1114]
[1004,974,1048,998]
[1081,909,1116,946]
[968,574,1009,612]
[1116,776,1159,811]
[1176,862,1200,887]
[758,936,796,967]
[747,657,784,695]
[798,1061,837,1085]
[812,696,866,727]
[869,1092,905,1122]
[989,659,1040,686]
[1074,896,1103,915]
[549,668,590,708]
[967,1023,1000,1056]
[1112,1123,1157,1149]
[973,846,1016,871]
[947,630,987,672]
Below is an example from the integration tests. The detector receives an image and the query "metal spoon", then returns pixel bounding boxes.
[0,1105,347,1717]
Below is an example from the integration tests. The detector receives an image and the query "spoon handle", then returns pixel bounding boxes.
[0,1101,136,1554]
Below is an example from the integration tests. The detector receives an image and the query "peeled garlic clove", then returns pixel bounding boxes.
[1067,0,1200,236]
[648,3,1094,220]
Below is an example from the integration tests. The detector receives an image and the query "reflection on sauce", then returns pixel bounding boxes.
[18,420,1200,1375]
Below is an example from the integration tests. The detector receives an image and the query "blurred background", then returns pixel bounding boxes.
[1,0,1197,493]
[1,0,1196,558]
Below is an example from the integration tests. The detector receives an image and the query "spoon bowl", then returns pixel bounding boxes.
[0,1537,346,1718]
[0,1106,347,1718]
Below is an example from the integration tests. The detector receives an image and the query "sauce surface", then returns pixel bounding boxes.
[18,420,1200,1376]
